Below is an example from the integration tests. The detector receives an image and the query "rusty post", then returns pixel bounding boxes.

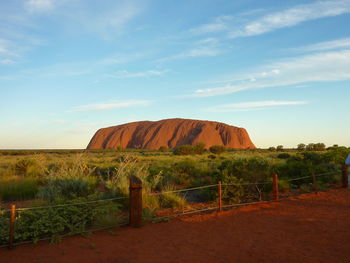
[342,164,349,188]
[218,181,222,212]
[272,173,279,200]
[129,176,143,227]
[312,174,317,192]
[8,204,16,249]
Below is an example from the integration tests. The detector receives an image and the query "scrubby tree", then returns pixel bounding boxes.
[314,143,326,151]
[209,145,226,154]
[268,147,276,152]
[297,143,306,151]
[173,142,206,155]
[276,145,284,151]
[306,143,315,151]
[193,142,206,154]
[159,146,167,152]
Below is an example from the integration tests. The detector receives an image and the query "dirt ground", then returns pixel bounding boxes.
[1,188,349,263]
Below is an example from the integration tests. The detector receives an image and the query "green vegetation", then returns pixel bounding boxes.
[173,142,206,155]
[0,145,348,245]
[209,145,226,154]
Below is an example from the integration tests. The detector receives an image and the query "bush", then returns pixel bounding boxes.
[159,146,168,152]
[209,145,226,155]
[173,145,195,155]
[173,143,206,155]
[0,195,120,245]
[0,177,38,201]
[13,159,37,176]
[277,153,290,159]
[159,185,187,209]
[38,178,96,202]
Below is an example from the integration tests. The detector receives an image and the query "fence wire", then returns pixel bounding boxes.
[0,169,342,248]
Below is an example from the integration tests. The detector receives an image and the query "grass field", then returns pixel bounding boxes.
[0,146,349,245]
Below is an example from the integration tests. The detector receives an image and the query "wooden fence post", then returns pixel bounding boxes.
[342,164,349,188]
[129,176,143,227]
[272,173,279,200]
[311,174,317,192]
[8,204,16,249]
[218,181,222,212]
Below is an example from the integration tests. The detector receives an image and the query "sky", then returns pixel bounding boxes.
[0,0,350,149]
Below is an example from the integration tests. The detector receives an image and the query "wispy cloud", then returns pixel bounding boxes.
[189,16,232,35]
[207,100,308,112]
[71,100,152,112]
[158,46,220,62]
[108,69,170,79]
[192,48,350,97]
[295,37,350,52]
[61,0,143,38]
[229,0,350,38]
[25,0,55,13]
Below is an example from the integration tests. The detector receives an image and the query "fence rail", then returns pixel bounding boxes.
[0,168,347,249]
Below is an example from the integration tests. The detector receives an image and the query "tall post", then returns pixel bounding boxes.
[342,164,349,188]
[218,181,222,212]
[311,174,317,192]
[129,176,143,227]
[8,204,16,249]
[272,173,279,200]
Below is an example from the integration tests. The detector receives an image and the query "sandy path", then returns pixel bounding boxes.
[1,188,349,263]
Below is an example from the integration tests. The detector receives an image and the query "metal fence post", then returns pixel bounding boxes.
[218,181,222,212]
[8,204,16,249]
[272,173,279,200]
[129,176,143,227]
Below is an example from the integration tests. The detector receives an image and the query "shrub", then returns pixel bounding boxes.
[0,195,120,245]
[220,176,244,203]
[0,177,38,201]
[209,145,226,155]
[277,153,290,159]
[173,143,206,155]
[173,145,194,155]
[159,146,167,152]
[38,178,95,202]
[13,159,37,176]
[159,185,187,209]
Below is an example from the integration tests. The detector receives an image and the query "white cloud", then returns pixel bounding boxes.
[159,47,220,62]
[189,16,232,35]
[25,0,55,13]
[207,100,308,112]
[108,69,170,79]
[296,37,350,52]
[64,0,143,38]
[192,49,350,97]
[71,100,152,112]
[229,0,350,38]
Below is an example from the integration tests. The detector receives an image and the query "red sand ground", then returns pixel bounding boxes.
[1,188,349,263]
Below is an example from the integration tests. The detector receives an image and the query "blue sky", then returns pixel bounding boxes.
[1,0,350,149]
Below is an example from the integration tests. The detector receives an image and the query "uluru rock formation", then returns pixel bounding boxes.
[87,118,256,150]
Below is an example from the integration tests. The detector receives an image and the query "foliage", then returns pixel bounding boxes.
[277,153,291,159]
[306,143,326,151]
[38,155,98,201]
[209,145,226,154]
[0,195,121,245]
[159,146,168,152]
[173,142,206,155]
[0,177,38,201]
[297,143,306,151]
[221,176,244,203]
[276,145,284,151]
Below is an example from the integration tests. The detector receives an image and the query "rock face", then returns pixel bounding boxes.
[87,118,256,150]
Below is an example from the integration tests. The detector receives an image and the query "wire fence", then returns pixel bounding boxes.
[0,169,344,248]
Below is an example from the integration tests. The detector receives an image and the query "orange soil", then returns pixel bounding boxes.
[1,188,349,263]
